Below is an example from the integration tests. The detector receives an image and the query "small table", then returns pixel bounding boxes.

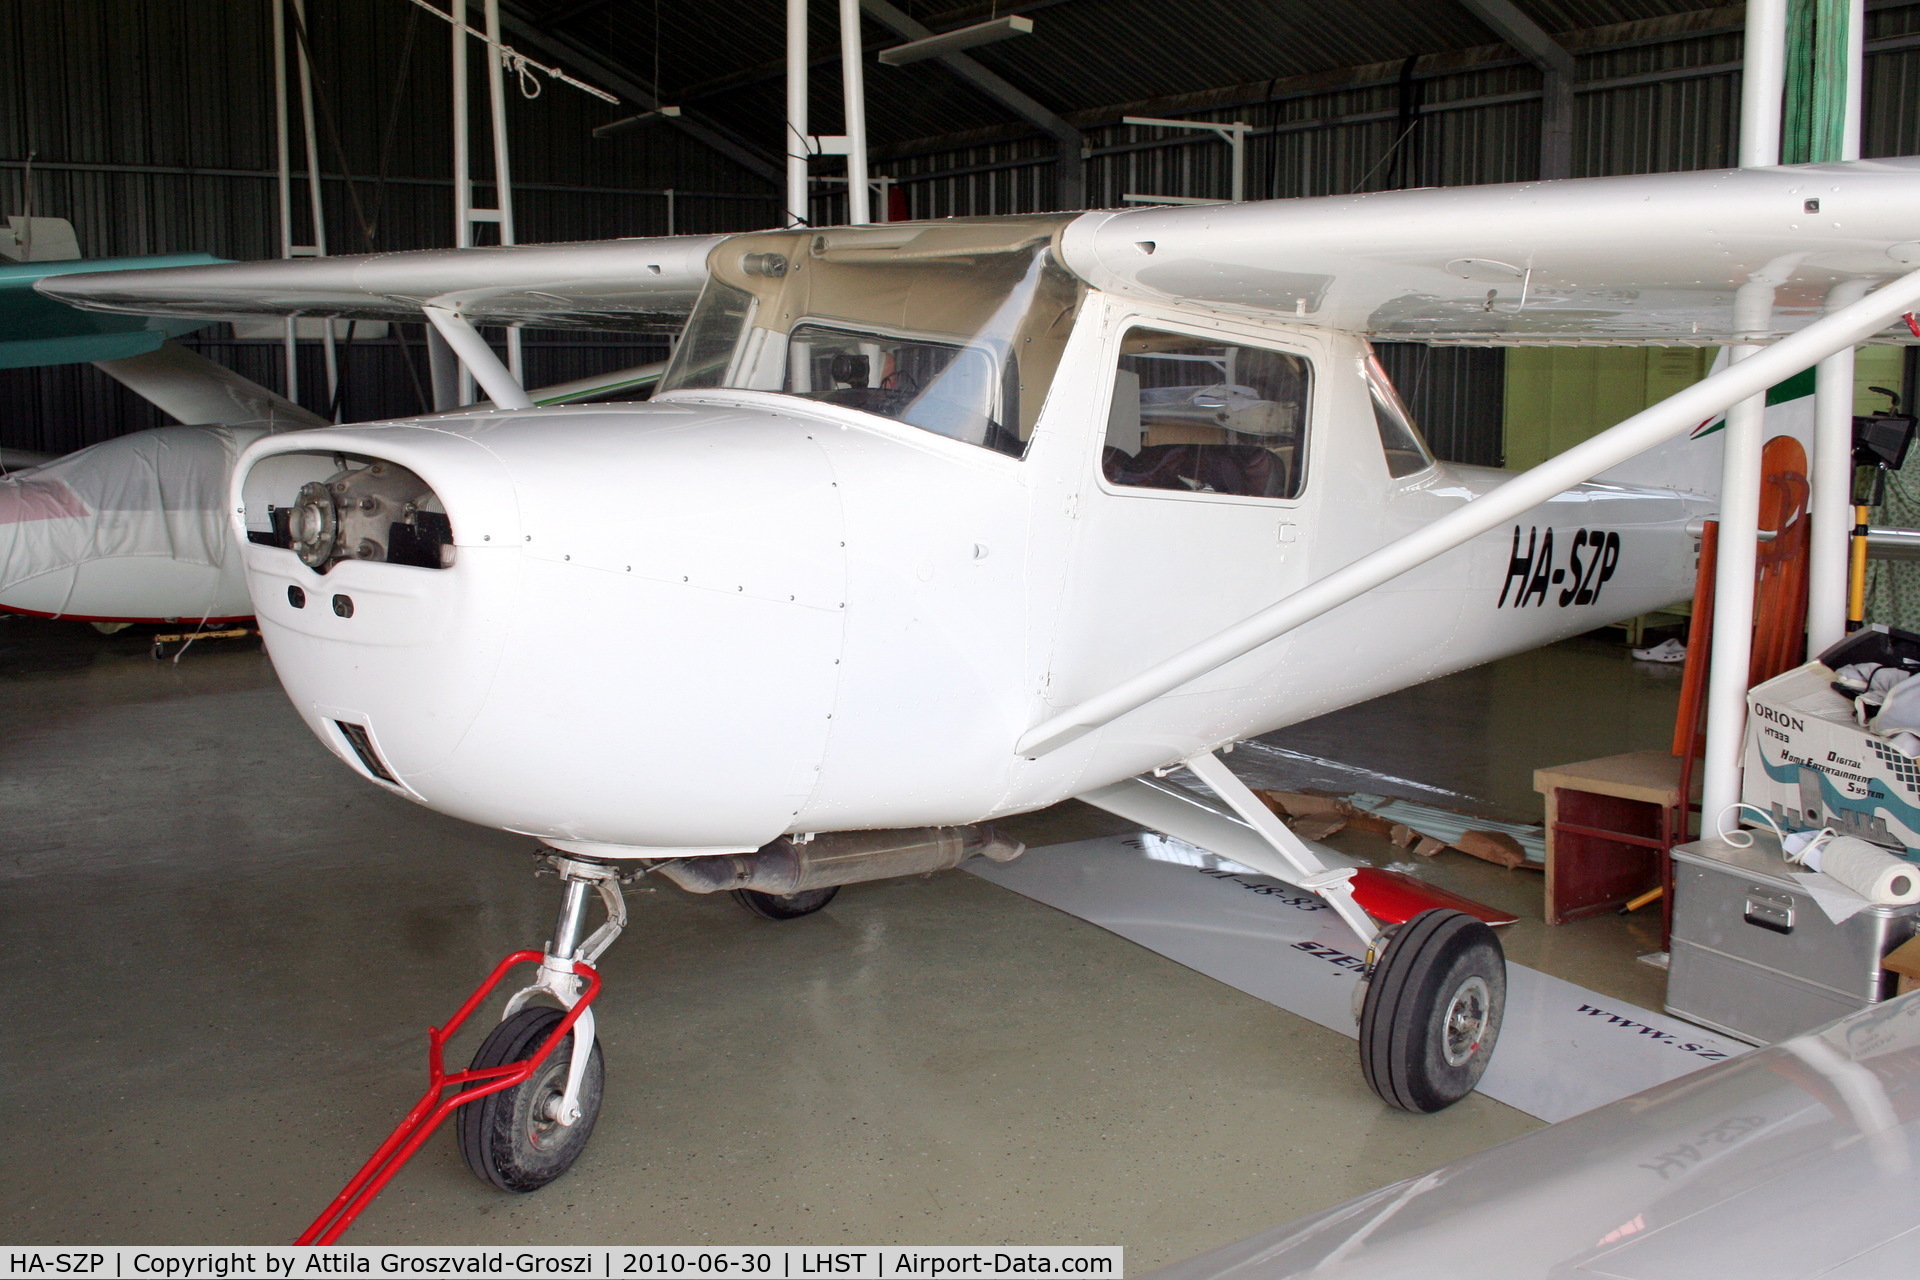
[1533,750,1685,931]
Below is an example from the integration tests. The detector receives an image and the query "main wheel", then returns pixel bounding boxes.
[1358,908,1505,1113]
[732,885,838,920]
[457,1006,604,1192]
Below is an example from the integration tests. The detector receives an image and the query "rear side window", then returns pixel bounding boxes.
[1364,351,1434,479]
[1101,328,1311,500]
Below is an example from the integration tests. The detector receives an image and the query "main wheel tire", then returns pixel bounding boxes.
[1358,908,1505,1114]
[457,1006,604,1192]
[731,885,839,920]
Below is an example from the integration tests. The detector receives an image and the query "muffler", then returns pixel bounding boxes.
[649,825,1024,895]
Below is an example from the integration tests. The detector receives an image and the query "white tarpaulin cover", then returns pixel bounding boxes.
[0,423,270,592]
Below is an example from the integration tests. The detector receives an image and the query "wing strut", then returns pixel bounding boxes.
[1181,751,1378,946]
[423,303,532,411]
[1016,264,1920,759]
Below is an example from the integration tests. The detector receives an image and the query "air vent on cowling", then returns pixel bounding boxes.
[334,721,399,785]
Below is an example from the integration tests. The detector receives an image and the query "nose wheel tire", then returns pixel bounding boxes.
[457,1006,604,1192]
[1358,908,1505,1114]
[732,886,839,919]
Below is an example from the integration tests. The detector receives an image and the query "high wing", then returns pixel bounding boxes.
[36,159,1920,345]
[34,234,726,333]
[1059,157,1920,344]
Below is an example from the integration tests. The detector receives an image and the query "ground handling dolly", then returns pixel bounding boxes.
[297,855,628,1243]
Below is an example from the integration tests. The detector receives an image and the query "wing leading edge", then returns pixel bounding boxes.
[35,234,726,333]
[40,160,1920,345]
[1060,157,1920,345]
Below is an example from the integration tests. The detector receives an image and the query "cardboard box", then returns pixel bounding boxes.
[1743,661,1920,857]
[1883,934,1920,996]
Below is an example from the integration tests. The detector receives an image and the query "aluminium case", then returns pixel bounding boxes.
[1666,831,1919,1045]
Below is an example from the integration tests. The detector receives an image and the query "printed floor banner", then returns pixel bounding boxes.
[969,836,1747,1123]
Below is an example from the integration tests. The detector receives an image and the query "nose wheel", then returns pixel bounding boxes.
[1358,909,1506,1113]
[459,1006,606,1192]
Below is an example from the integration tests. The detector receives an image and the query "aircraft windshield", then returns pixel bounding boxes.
[660,217,1085,458]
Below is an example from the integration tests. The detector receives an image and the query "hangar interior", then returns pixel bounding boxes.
[7,0,1920,1268]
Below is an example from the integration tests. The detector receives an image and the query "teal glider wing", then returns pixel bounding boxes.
[0,254,229,369]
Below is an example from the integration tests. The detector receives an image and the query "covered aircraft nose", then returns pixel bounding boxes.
[234,402,849,855]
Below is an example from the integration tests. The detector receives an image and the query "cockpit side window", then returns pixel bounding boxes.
[1364,349,1435,479]
[1101,327,1311,500]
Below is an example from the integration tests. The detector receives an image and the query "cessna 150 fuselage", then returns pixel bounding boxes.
[42,159,1920,1215]
[233,218,1700,856]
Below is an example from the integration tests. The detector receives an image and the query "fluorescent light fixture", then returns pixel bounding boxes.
[878,15,1033,66]
[592,106,682,139]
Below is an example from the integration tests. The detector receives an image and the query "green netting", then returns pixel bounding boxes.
[1783,0,1850,165]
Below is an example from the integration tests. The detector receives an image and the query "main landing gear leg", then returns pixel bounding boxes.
[1183,750,1505,1113]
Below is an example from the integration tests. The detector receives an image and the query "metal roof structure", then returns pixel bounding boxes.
[503,0,1731,173]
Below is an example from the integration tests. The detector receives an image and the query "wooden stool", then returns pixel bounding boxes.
[1533,750,1685,930]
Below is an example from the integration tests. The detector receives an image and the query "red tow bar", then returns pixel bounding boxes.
[296,950,603,1245]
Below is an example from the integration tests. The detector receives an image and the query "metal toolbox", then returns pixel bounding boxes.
[1666,831,1920,1045]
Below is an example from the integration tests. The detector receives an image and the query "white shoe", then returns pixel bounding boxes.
[1633,637,1688,663]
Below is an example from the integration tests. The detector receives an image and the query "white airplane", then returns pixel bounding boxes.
[41,158,1920,1219]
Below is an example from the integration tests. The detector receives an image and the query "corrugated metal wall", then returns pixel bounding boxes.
[0,0,773,453]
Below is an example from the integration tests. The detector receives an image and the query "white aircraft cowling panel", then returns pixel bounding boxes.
[744,399,1037,831]
[239,406,850,854]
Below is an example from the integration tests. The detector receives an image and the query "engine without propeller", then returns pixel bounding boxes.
[282,460,453,571]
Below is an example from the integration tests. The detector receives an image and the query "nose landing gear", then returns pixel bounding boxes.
[295,852,630,1244]
[459,855,628,1191]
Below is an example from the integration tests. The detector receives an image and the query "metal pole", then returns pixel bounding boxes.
[786,0,809,227]
[1740,0,1788,168]
[1810,279,1873,654]
[1700,280,1777,827]
[1229,126,1244,203]
[271,0,298,404]
[481,0,522,383]
[290,0,336,406]
[839,0,871,224]
[425,325,460,412]
[1016,266,1920,758]
[1807,6,1868,653]
[1702,0,1790,820]
[452,0,471,249]
[665,187,675,235]
[450,0,475,403]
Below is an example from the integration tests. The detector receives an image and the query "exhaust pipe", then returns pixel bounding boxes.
[649,825,1024,895]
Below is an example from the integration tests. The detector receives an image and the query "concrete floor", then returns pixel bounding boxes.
[0,620,1680,1260]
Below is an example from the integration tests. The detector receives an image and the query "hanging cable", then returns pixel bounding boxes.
[400,0,619,102]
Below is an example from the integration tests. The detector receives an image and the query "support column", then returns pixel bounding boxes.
[1741,0,1788,168]
[838,0,870,224]
[1811,279,1873,655]
[786,0,810,227]
[1701,280,1777,829]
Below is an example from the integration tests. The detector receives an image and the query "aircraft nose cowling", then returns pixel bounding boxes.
[235,404,848,854]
